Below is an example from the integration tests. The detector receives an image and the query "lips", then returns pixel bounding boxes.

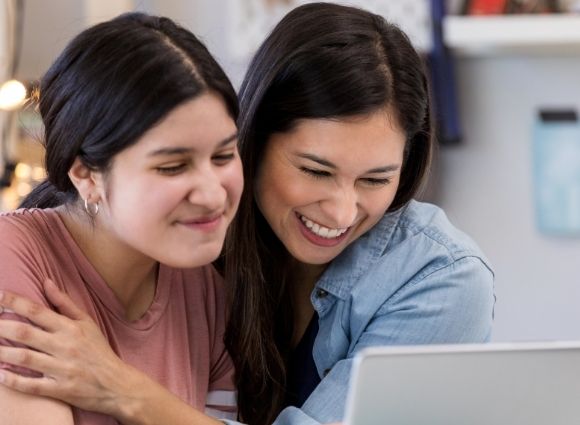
[183,215,222,224]
[295,213,352,248]
[178,213,224,232]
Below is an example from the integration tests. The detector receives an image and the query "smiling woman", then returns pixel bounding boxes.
[225,3,496,424]
[0,12,242,425]
[92,95,241,271]
[255,110,405,265]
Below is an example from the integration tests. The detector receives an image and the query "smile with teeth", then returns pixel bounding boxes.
[299,215,348,239]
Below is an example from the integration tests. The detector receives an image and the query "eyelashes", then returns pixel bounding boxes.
[299,167,392,186]
[156,164,187,176]
[300,167,331,179]
[212,153,236,165]
[155,152,237,176]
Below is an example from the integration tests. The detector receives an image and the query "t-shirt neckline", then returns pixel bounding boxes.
[47,208,172,330]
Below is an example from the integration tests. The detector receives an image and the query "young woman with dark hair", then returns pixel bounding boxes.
[0,3,494,425]
[224,4,492,424]
[0,12,243,425]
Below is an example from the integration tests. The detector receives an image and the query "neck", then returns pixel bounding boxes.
[288,260,326,348]
[290,260,326,295]
[57,206,158,321]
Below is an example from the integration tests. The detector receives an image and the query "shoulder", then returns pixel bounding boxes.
[0,385,73,425]
[0,210,63,320]
[0,208,63,242]
[388,201,489,262]
[338,202,494,343]
[358,201,494,313]
[0,208,45,233]
[323,201,493,293]
[365,201,493,293]
[0,208,56,253]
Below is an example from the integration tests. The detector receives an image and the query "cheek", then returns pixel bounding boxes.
[108,176,176,220]
[365,182,401,218]
[261,174,316,212]
[222,159,244,205]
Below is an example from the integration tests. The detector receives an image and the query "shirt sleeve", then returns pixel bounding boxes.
[229,255,495,425]
[0,216,53,377]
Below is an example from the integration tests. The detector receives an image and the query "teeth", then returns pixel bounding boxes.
[300,215,348,239]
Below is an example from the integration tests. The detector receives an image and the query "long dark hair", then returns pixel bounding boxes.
[224,3,433,424]
[20,12,237,209]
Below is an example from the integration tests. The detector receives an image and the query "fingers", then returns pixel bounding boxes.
[0,319,54,353]
[0,289,74,334]
[0,345,59,377]
[0,367,58,398]
[43,279,88,321]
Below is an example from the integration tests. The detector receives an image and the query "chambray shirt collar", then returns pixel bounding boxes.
[314,204,407,301]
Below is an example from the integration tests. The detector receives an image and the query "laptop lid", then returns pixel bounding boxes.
[344,342,580,425]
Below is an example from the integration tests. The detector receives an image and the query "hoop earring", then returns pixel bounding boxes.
[84,199,99,217]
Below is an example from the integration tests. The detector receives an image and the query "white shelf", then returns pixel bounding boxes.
[443,14,580,55]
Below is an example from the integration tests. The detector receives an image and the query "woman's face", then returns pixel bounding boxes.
[255,109,406,266]
[94,93,243,268]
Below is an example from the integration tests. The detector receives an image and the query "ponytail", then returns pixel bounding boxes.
[18,180,73,209]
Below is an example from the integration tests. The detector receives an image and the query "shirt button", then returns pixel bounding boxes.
[316,289,328,298]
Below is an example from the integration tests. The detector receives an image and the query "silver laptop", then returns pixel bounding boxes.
[344,342,580,425]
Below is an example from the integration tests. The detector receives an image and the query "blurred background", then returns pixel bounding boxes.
[1,0,579,343]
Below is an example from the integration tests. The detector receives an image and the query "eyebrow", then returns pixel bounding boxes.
[296,153,400,174]
[148,133,237,157]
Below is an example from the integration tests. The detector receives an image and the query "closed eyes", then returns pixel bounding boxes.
[299,167,392,187]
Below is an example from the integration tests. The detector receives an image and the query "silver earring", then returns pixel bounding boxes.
[84,198,99,217]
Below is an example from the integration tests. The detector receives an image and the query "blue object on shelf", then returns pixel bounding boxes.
[429,0,462,145]
[533,109,580,236]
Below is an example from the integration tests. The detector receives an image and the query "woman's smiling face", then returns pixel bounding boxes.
[254,109,406,266]
[92,93,243,269]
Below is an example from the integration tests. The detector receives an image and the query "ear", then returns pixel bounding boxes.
[68,157,104,203]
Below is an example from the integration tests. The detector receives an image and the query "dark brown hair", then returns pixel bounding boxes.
[20,13,237,209]
[225,3,433,424]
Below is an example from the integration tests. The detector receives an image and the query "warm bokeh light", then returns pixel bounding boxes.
[14,162,32,179]
[0,79,27,111]
[16,181,31,197]
[32,166,46,181]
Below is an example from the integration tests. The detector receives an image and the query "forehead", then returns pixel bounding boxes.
[268,110,406,163]
[126,94,236,155]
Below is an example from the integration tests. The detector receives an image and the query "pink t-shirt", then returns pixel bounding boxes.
[0,208,236,424]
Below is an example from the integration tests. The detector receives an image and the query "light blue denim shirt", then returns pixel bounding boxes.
[225,200,495,425]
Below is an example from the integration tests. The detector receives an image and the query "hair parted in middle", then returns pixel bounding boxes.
[224,3,433,424]
[20,12,238,210]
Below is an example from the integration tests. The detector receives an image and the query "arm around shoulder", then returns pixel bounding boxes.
[0,384,74,425]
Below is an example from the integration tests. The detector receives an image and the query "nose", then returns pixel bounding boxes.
[187,166,227,212]
[319,185,359,228]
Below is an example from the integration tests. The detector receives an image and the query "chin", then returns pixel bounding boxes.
[292,251,336,266]
[161,245,223,269]
[166,254,219,269]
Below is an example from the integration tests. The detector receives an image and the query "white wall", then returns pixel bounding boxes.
[438,55,580,342]
[17,0,84,80]
[143,0,248,87]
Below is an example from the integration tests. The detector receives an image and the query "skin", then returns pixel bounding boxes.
[0,93,243,425]
[256,110,406,342]
[0,108,406,424]
[256,109,405,268]
[65,94,243,318]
